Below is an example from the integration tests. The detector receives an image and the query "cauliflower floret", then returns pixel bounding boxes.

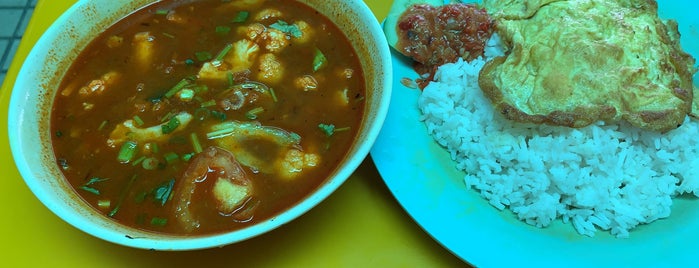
[165,10,187,24]
[197,61,231,81]
[227,39,260,73]
[277,149,319,179]
[76,71,121,97]
[254,8,283,21]
[257,53,284,84]
[106,35,123,48]
[294,75,318,91]
[107,112,193,147]
[238,23,266,41]
[335,88,350,106]
[260,28,289,53]
[198,40,260,81]
[292,20,314,44]
[133,32,155,70]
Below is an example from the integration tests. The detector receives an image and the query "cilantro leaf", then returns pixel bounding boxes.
[269,20,302,38]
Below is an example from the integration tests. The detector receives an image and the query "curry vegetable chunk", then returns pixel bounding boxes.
[50,0,365,235]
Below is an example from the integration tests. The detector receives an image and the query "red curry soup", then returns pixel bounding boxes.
[50,0,365,235]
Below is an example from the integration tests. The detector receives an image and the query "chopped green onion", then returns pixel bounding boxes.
[184,58,195,65]
[136,214,147,225]
[80,186,100,195]
[231,11,249,23]
[200,99,217,108]
[155,9,169,15]
[227,72,234,87]
[195,51,213,62]
[313,48,327,72]
[133,115,145,127]
[142,157,159,170]
[177,88,195,102]
[131,156,146,166]
[194,108,211,121]
[134,192,148,203]
[190,133,203,153]
[215,25,231,35]
[150,217,168,226]
[97,200,111,209]
[210,110,227,121]
[161,116,181,134]
[318,123,335,136]
[85,177,108,185]
[108,174,138,217]
[213,43,234,64]
[80,177,108,195]
[206,127,236,140]
[55,131,63,137]
[269,87,278,102]
[98,120,109,131]
[152,179,175,206]
[150,142,160,154]
[169,135,187,144]
[117,141,138,163]
[164,152,179,164]
[246,107,265,120]
[160,111,174,123]
[181,153,195,161]
[192,84,209,93]
[165,78,191,98]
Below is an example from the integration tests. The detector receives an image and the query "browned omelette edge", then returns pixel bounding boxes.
[478,3,696,132]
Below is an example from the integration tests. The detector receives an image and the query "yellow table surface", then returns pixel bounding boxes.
[0,1,464,267]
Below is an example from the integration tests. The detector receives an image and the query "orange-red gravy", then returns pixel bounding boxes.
[50,0,365,235]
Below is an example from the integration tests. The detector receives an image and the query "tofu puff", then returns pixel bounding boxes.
[479,0,696,132]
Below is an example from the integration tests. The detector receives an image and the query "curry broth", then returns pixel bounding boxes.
[50,0,365,235]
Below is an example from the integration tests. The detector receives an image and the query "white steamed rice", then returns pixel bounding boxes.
[417,35,699,237]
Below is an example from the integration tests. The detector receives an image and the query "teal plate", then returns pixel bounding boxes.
[370,1,699,266]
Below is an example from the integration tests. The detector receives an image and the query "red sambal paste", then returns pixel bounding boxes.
[396,3,494,88]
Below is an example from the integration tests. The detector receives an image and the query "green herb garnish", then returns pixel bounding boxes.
[80,177,109,195]
[150,217,168,226]
[215,25,231,35]
[318,123,335,136]
[313,48,327,72]
[195,51,213,62]
[190,133,203,153]
[165,78,192,98]
[164,152,179,164]
[133,115,145,127]
[231,11,250,23]
[161,116,181,134]
[108,175,138,217]
[210,110,227,121]
[152,179,175,206]
[245,107,265,120]
[117,141,138,163]
[270,20,302,38]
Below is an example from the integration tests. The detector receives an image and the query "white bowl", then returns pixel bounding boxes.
[8,0,391,250]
